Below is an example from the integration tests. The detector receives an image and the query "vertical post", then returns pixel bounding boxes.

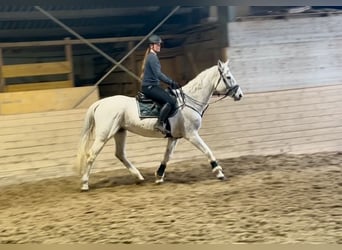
[186,52,199,76]
[64,37,74,87]
[217,6,229,61]
[128,41,139,94]
[0,48,5,92]
[226,6,251,58]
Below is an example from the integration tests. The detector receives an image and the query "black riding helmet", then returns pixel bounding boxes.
[148,34,163,44]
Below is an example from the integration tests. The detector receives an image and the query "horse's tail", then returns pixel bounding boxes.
[74,101,99,176]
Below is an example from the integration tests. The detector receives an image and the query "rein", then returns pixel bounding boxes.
[175,87,206,117]
[177,75,230,117]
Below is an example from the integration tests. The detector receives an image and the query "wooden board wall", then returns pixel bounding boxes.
[0,40,74,92]
[227,14,342,93]
[0,86,99,115]
[1,84,341,186]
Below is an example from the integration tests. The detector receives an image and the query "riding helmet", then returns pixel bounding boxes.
[148,34,163,44]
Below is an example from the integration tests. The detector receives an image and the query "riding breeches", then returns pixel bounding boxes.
[141,85,177,111]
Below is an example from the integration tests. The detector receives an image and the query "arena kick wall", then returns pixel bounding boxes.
[1,84,342,186]
[1,14,342,186]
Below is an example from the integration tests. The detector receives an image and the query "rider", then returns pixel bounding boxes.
[140,34,180,134]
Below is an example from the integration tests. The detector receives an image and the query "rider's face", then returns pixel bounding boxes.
[151,43,161,53]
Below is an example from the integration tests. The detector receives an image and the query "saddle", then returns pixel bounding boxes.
[136,92,154,104]
[136,92,161,118]
[135,90,179,137]
[136,90,178,119]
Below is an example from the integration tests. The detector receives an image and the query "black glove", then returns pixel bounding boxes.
[170,81,180,89]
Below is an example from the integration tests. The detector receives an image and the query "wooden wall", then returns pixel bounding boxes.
[1,84,341,186]
[227,14,342,93]
[0,86,99,115]
[0,39,74,92]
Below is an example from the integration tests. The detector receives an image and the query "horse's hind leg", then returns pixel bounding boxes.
[155,138,178,184]
[114,129,144,182]
[81,138,106,191]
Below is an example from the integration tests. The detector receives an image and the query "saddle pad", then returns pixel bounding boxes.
[137,101,161,118]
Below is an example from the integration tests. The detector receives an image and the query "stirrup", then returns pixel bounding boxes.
[154,123,170,134]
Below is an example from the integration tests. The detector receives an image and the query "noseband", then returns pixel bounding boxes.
[215,67,240,99]
[227,85,240,97]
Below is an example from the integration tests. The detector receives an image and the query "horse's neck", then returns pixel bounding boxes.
[183,66,219,105]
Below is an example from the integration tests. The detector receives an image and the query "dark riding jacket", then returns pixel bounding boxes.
[141,53,174,87]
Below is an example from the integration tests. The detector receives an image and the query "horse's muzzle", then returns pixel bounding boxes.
[234,93,243,101]
[228,85,243,101]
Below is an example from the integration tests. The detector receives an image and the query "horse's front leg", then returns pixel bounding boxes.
[155,138,178,184]
[187,132,225,180]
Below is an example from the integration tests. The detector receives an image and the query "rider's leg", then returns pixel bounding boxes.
[141,85,176,134]
[155,103,171,134]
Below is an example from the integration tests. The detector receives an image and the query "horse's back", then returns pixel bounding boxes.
[90,95,133,121]
[90,94,162,137]
[96,95,135,111]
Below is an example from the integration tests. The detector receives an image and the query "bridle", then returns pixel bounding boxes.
[177,65,241,116]
[215,66,241,101]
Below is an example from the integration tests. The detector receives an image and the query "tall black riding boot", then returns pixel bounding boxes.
[155,103,172,134]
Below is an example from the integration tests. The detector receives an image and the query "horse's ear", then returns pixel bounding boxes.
[218,60,223,68]
[226,59,230,65]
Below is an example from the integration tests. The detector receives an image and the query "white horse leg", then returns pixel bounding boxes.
[114,129,144,182]
[81,138,106,191]
[187,132,225,180]
[155,138,178,184]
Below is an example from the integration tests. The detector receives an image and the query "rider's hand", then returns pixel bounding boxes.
[170,81,180,89]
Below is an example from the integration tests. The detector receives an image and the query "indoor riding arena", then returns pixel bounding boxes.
[0,3,341,244]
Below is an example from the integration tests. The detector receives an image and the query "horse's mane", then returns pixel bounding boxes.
[182,65,218,93]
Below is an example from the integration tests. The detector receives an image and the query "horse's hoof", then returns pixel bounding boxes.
[212,166,225,180]
[155,179,164,184]
[155,172,165,184]
[218,176,227,181]
[155,175,165,184]
[135,178,145,185]
[216,172,226,179]
[81,184,89,192]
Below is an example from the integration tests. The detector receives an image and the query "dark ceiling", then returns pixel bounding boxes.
[0,0,212,43]
[1,1,341,45]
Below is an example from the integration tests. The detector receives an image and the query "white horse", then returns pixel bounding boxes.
[75,59,243,191]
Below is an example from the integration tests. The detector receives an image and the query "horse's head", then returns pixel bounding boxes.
[217,59,243,101]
